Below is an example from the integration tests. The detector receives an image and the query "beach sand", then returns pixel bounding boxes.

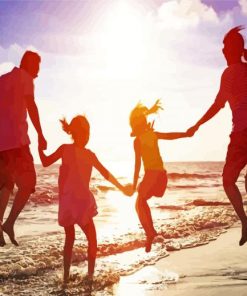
[115,224,247,296]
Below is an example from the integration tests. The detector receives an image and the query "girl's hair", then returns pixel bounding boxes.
[60,115,90,146]
[129,101,160,137]
[223,25,247,61]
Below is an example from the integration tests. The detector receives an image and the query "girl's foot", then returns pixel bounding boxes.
[2,223,18,246]
[239,225,247,246]
[84,273,94,283]
[62,276,69,288]
[0,223,6,247]
[145,231,157,253]
[62,281,68,290]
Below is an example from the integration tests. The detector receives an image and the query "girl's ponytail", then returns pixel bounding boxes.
[60,118,71,134]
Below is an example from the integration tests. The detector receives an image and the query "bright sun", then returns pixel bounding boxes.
[99,0,147,78]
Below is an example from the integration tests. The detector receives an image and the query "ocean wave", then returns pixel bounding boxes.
[186,199,231,207]
[97,185,115,192]
[0,207,237,285]
[157,199,231,211]
[168,173,220,180]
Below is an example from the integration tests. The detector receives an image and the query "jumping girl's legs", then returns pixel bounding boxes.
[63,225,75,284]
[135,194,157,252]
[80,219,97,277]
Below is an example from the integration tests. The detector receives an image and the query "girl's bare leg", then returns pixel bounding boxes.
[63,225,75,284]
[80,219,97,277]
[135,195,157,252]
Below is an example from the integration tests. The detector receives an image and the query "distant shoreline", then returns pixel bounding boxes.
[34,160,226,165]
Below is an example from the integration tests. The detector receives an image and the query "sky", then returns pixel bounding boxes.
[0,0,247,167]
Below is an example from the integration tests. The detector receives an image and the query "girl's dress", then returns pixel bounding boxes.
[136,129,167,198]
[58,144,98,227]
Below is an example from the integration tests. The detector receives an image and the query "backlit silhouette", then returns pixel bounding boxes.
[129,100,192,252]
[187,26,247,246]
[0,51,47,246]
[38,115,131,285]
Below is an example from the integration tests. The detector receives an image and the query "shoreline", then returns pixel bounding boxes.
[114,223,247,296]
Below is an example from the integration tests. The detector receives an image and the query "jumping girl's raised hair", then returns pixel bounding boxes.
[60,118,71,134]
[129,100,162,136]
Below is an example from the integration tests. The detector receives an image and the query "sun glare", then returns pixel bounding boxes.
[99,0,147,78]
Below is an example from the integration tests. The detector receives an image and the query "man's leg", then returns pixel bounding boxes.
[3,146,36,246]
[0,188,11,246]
[3,186,33,246]
[0,150,15,246]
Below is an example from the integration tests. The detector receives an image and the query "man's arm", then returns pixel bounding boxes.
[187,102,223,135]
[187,69,229,135]
[26,95,47,149]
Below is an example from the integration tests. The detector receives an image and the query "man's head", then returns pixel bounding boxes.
[20,51,41,78]
[222,26,246,65]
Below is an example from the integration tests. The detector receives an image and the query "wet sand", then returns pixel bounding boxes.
[115,224,247,296]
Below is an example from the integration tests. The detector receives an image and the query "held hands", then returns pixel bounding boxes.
[122,183,135,197]
[38,134,47,150]
[186,125,200,137]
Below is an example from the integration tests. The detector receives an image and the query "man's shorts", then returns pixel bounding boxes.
[138,169,168,199]
[223,128,247,184]
[0,145,36,192]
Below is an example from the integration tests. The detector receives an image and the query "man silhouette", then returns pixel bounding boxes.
[188,26,247,246]
[0,50,47,246]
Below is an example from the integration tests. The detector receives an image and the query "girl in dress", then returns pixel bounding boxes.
[129,100,191,252]
[39,115,129,284]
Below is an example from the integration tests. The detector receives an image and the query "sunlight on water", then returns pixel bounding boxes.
[106,190,138,227]
[116,266,179,295]
[0,162,244,294]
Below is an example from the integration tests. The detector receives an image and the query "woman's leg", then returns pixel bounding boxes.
[222,134,247,246]
[63,225,75,283]
[80,219,97,277]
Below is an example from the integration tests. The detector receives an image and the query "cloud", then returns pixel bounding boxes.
[0,62,14,75]
[1,0,246,162]
[239,0,247,15]
[157,0,218,28]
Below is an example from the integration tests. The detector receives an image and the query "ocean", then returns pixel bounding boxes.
[0,162,244,295]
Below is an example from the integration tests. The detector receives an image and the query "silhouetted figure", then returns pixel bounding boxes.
[0,51,47,246]
[187,26,247,246]
[129,100,191,252]
[39,115,130,285]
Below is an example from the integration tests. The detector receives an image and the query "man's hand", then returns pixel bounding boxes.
[38,134,47,150]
